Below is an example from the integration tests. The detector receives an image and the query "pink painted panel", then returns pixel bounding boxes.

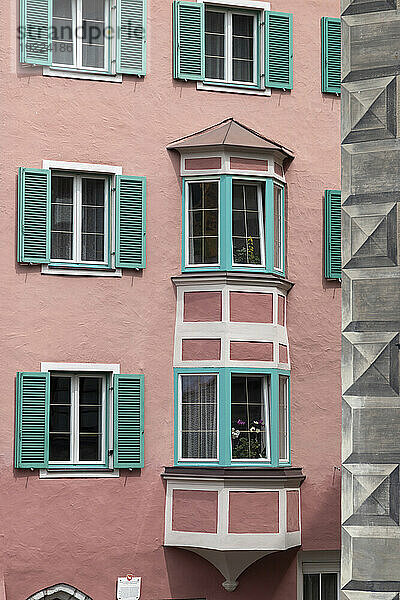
[230,341,273,361]
[230,157,268,171]
[279,344,288,364]
[229,491,279,533]
[185,157,221,170]
[183,291,222,322]
[230,292,273,323]
[278,295,286,325]
[172,490,218,533]
[182,338,221,360]
[287,491,300,532]
[274,162,284,176]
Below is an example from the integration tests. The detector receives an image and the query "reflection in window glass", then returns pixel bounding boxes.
[188,182,219,265]
[231,375,270,460]
[274,185,283,271]
[303,572,338,600]
[232,183,264,265]
[279,376,289,462]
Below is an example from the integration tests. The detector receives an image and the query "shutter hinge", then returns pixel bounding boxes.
[109,386,114,391]
[111,187,116,192]
[108,449,114,456]
[111,251,116,256]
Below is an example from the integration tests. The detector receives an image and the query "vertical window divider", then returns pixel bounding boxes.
[222,175,232,270]
[76,0,83,69]
[76,175,82,263]
[72,375,79,464]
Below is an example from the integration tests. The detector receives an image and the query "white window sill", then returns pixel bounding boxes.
[40,469,120,479]
[197,81,271,96]
[43,66,122,83]
[41,265,122,277]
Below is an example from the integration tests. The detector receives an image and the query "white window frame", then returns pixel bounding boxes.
[274,183,284,273]
[42,161,122,277]
[51,171,109,266]
[197,0,271,96]
[232,180,266,268]
[205,6,257,86]
[178,373,220,462]
[278,375,289,463]
[40,362,120,478]
[185,178,221,269]
[44,0,122,82]
[231,374,271,463]
[298,551,340,600]
[48,372,107,466]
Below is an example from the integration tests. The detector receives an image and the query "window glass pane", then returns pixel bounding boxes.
[82,0,105,69]
[49,377,71,462]
[232,183,262,265]
[53,0,74,65]
[188,182,219,265]
[321,574,338,600]
[205,11,225,80]
[181,375,218,459]
[304,574,320,600]
[231,376,269,460]
[274,185,283,270]
[232,14,254,82]
[79,434,102,461]
[79,377,102,462]
[279,376,289,461]
[51,176,73,260]
[81,178,105,262]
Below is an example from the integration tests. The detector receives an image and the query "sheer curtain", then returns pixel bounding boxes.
[182,375,217,459]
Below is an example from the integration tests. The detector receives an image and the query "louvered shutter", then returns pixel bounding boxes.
[20,0,52,65]
[321,17,341,94]
[116,0,146,75]
[15,372,49,468]
[115,175,146,269]
[265,11,293,90]
[325,190,341,279]
[18,167,51,264]
[113,374,144,468]
[173,1,205,81]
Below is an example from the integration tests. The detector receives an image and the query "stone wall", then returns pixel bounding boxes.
[341,0,400,594]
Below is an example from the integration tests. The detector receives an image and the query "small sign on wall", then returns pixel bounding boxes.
[117,576,141,600]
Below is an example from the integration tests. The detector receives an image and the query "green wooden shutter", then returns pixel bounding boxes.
[114,374,144,468]
[15,372,49,468]
[115,175,146,269]
[265,11,293,90]
[18,167,51,264]
[116,0,146,75]
[321,17,341,94]
[173,1,205,81]
[20,0,52,65]
[325,190,341,279]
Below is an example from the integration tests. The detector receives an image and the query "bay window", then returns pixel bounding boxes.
[176,368,290,466]
[183,176,284,275]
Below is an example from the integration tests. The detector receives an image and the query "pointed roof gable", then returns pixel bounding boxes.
[167,118,294,160]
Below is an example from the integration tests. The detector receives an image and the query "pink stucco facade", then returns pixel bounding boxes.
[0,0,341,598]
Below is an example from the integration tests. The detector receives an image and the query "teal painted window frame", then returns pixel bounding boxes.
[174,367,291,467]
[49,172,113,271]
[47,372,111,470]
[203,6,262,91]
[182,175,285,276]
